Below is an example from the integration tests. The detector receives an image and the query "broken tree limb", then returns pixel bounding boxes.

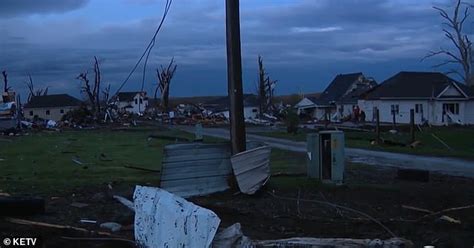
[123,165,160,173]
[267,191,397,238]
[4,218,112,236]
[401,205,432,214]
[112,195,134,212]
[418,204,474,221]
[431,133,453,150]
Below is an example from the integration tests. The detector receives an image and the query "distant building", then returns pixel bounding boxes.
[116,92,148,114]
[295,73,377,121]
[206,94,259,120]
[359,71,474,125]
[24,94,82,121]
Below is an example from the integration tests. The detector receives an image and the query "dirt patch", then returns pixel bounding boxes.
[1,165,474,247]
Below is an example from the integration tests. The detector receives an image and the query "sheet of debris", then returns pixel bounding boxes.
[230,146,272,194]
[133,185,221,248]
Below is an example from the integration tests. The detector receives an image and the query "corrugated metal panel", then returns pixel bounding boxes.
[160,142,232,198]
[230,146,271,195]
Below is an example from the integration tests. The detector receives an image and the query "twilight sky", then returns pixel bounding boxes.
[0,0,472,100]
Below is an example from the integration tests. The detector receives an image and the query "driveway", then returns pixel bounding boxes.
[178,126,474,178]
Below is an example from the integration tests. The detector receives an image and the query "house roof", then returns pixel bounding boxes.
[24,94,82,108]
[364,71,474,99]
[117,92,147,102]
[319,72,377,104]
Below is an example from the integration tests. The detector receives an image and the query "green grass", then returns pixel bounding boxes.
[0,128,311,195]
[0,128,193,195]
[258,126,474,160]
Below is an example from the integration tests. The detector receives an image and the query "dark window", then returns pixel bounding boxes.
[46,110,50,115]
[139,98,143,104]
[391,104,399,114]
[135,99,138,104]
[415,104,423,113]
[252,109,258,113]
[29,111,33,116]
[443,103,459,115]
[60,109,64,114]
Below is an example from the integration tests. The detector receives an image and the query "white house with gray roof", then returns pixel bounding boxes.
[358,72,474,125]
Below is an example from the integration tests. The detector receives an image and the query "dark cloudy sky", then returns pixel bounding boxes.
[1,0,472,100]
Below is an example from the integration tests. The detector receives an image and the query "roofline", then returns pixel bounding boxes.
[361,97,472,101]
[436,82,469,99]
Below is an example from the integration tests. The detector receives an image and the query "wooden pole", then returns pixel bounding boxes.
[375,108,381,144]
[410,109,415,143]
[225,0,246,154]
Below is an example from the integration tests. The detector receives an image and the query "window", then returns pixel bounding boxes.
[139,98,143,104]
[29,111,33,116]
[60,109,64,114]
[252,109,258,113]
[415,104,423,113]
[443,103,459,115]
[390,104,399,114]
[46,110,50,115]
[134,99,138,104]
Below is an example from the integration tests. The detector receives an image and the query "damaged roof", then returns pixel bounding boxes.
[117,92,147,102]
[363,71,474,99]
[319,72,377,104]
[24,94,82,108]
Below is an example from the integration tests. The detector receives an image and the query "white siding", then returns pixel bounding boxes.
[359,99,474,125]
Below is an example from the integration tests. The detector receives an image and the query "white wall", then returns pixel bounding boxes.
[359,99,474,125]
[118,94,148,114]
[25,106,79,121]
[217,106,259,120]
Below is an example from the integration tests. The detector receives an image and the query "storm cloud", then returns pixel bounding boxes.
[0,0,90,18]
[0,0,470,99]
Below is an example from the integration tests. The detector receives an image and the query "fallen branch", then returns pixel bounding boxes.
[431,133,453,150]
[124,165,160,173]
[267,191,397,238]
[418,204,474,221]
[113,195,135,211]
[401,205,432,214]
[254,237,413,247]
[4,218,111,236]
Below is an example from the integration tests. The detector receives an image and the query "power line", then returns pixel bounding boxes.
[112,0,173,99]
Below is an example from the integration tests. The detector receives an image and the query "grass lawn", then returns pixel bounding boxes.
[0,127,308,195]
[257,126,474,159]
[0,128,193,195]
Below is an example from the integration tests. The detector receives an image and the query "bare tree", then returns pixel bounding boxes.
[77,57,103,116]
[102,84,111,104]
[2,71,12,92]
[423,0,473,86]
[155,58,177,112]
[25,74,48,101]
[256,56,277,118]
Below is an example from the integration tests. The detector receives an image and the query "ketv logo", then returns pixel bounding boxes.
[2,237,39,247]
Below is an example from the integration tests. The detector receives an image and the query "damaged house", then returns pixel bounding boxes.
[206,94,259,120]
[358,71,474,125]
[115,92,149,115]
[23,94,82,121]
[295,73,377,121]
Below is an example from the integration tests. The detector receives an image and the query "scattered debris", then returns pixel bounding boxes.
[70,202,89,208]
[134,186,220,248]
[409,140,422,148]
[230,146,272,194]
[148,134,189,142]
[212,223,252,248]
[71,157,84,165]
[253,237,414,247]
[438,215,461,224]
[100,222,122,232]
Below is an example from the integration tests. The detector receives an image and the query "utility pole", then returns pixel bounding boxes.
[225,0,246,154]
